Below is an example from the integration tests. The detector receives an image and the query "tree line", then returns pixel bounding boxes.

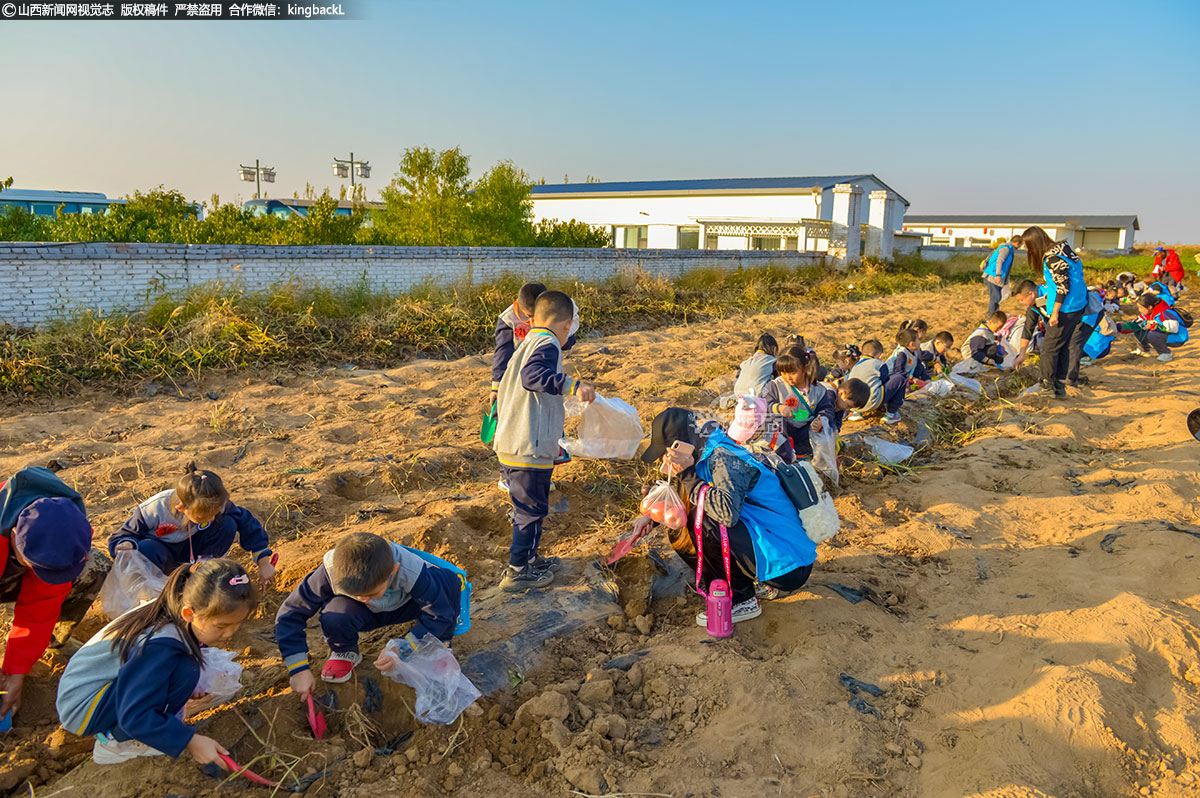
[0,148,610,248]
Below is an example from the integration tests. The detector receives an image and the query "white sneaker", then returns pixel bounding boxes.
[847,411,864,422]
[320,650,363,683]
[93,733,164,765]
[696,597,762,626]
[1157,352,1174,363]
[497,479,509,493]
[884,412,902,425]
[1079,356,1093,366]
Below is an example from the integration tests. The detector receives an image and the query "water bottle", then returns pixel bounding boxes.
[706,579,733,638]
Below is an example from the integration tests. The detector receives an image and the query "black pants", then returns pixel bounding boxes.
[1040,308,1084,390]
[1067,322,1094,384]
[986,281,1006,316]
[668,513,813,604]
[881,369,908,414]
[500,466,551,567]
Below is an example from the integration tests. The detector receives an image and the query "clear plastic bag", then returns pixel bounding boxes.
[948,373,982,395]
[560,395,644,460]
[189,648,243,713]
[378,635,482,726]
[99,549,167,619]
[793,461,841,544]
[910,379,953,399]
[809,424,840,487]
[862,436,915,464]
[640,480,687,529]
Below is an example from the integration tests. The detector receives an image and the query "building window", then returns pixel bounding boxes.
[751,236,781,251]
[677,227,700,249]
[705,234,718,250]
[784,236,799,251]
[617,226,648,249]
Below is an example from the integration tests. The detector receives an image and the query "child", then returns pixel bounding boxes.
[108,465,275,587]
[56,558,256,766]
[847,340,904,425]
[899,319,929,341]
[886,328,922,384]
[1121,292,1189,362]
[956,311,1009,373]
[491,282,579,403]
[493,290,595,591]
[833,378,870,433]
[761,346,835,460]
[276,532,463,691]
[919,331,954,378]
[733,334,779,397]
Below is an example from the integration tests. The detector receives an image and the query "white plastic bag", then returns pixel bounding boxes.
[793,461,841,544]
[99,549,167,619]
[378,635,482,726]
[863,436,915,464]
[948,374,982,395]
[809,424,839,487]
[189,648,243,713]
[560,395,644,460]
[910,379,953,399]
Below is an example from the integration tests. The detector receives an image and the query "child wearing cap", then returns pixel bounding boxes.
[0,466,102,720]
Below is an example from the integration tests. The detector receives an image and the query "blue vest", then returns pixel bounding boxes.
[695,429,816,581]
[1083,327,1114,360]
[1163,309,1190,345]
[986,244,1015,280]
[1043,252,1087,314]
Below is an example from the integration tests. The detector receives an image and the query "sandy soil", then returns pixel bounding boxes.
[1,281,1198,798]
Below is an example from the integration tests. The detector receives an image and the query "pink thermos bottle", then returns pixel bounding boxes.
[706,579,733,637]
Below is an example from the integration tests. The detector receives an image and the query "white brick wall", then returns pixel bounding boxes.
[0,243,827,328]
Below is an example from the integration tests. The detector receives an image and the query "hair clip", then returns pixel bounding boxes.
[229,574,250,586]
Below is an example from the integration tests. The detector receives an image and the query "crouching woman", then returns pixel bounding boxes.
[634,408,817,626]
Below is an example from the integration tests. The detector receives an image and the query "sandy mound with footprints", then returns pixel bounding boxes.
[1,281,1199,798]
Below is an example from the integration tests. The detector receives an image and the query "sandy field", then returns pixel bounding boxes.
[1,281,1198,798]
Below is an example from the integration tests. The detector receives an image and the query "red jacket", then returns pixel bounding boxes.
[0,534,72,675]
[1153,250,1185,283]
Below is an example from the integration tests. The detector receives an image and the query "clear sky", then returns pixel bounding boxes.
[2,0,1197,241]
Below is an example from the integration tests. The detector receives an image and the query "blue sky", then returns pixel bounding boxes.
[1,0,1197,241]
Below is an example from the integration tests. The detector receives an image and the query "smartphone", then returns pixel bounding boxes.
[669,441,694,456]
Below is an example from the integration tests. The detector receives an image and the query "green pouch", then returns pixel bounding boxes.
[480,401,498,444]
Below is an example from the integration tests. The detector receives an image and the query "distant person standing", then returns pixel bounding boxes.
[1018,226,1088,397]
[1152,247,1186,293]
[981,236,1021,316]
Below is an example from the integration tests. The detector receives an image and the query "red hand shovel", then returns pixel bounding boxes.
[306,693,327,740]
[218,753,280,788]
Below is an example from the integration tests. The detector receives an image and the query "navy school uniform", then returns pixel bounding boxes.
[275,541,461,678]
[107,489,271,574]
[760,378,836,458]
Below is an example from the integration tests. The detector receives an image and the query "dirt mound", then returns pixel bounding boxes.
[1,283,1199,797]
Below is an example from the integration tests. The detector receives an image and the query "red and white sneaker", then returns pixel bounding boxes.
[321,651,362,683]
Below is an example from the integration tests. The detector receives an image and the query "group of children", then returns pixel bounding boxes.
[18,261,1193,772]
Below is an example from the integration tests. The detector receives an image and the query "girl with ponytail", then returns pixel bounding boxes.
[56,558,258,766]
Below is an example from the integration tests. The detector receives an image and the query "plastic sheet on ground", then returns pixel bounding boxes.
[378,635,482,726]
[560,394,644,459]
[862,436,915,464]
[99,549,167,619]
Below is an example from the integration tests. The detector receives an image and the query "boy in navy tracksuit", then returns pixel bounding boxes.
[956,311,1008,374]
[493,291,595,592]
[108,468,273,583]
[276,532,462,692]
[491,282,578,402]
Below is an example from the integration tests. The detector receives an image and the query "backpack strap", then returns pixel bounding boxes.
[693,485,731,598]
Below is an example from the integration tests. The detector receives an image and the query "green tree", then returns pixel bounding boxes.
[188,200,285,245]
[278,191,362,245]
[50,187,200,242]
[0,206,51,241]
[376,147,471,245]
[467,161,534,246]
[531,218,610,248]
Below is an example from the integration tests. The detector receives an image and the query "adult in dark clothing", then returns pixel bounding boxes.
[1018,227,1089,397]
[632,409,816,626]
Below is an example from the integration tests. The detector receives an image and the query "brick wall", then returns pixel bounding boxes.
[0,243,827,327]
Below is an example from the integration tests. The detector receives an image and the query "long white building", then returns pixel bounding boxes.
[529,174,909,252]
[902,214,1139,252]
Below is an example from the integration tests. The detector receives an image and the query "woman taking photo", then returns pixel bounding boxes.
[1019,226,1089,396]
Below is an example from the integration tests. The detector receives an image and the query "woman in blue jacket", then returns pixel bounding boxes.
[1019,226,1089,397]
[634,409,817,626]
[982,236,1020,316]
